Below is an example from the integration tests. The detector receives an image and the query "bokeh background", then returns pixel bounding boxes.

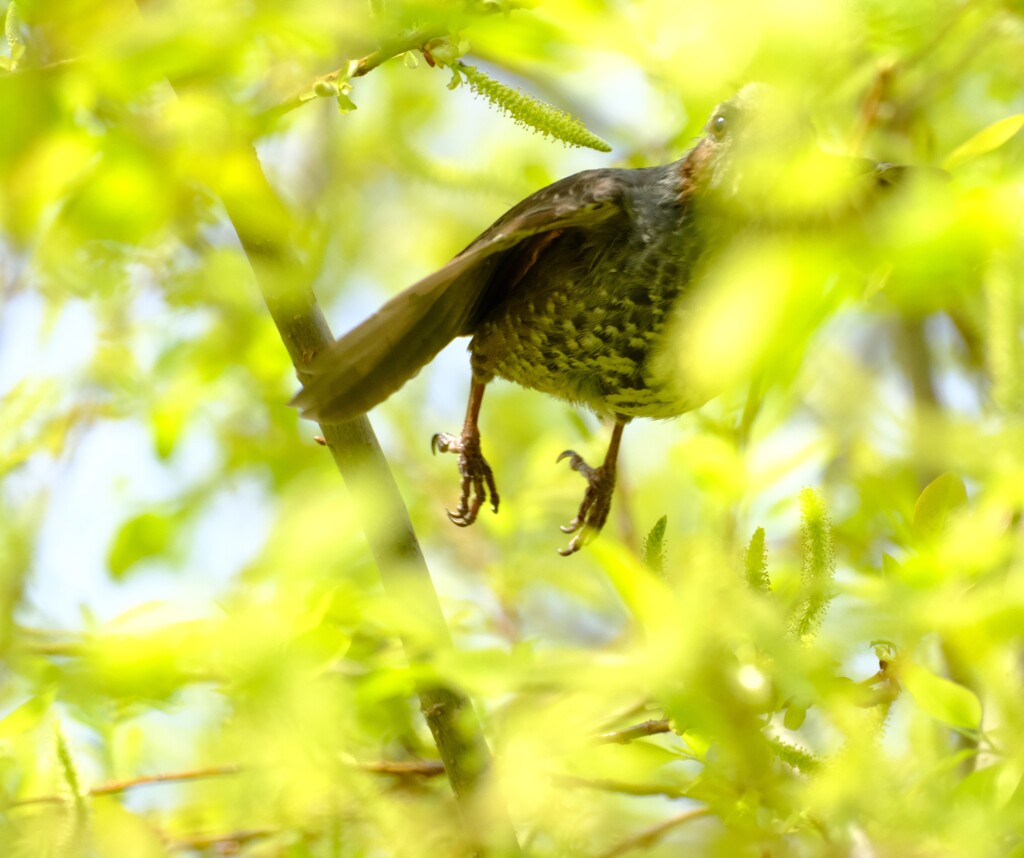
[2,0,1023,855]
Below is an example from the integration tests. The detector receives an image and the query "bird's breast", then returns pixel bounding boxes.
[469,214,708,418]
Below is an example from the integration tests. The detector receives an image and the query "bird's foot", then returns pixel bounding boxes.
[557,449,616,556]
[431,431,499,527]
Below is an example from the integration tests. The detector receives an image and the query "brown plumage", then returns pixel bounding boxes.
[293,84,914,553]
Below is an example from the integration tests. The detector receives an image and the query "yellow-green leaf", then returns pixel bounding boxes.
[902,662,982,729]
[943,113,1024,171]
[783,703,807,730]
[913,473,967,539]
[107,512,175,579]
[92,799,165,858]
[0,692,54,737]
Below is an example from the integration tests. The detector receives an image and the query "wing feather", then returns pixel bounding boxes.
[292,169,629,423]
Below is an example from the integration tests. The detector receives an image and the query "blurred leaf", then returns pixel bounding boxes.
[92,798,165,858]
[943,114,1024,171]
[0,691,53,738]
[3,1,1024,854]
[954,761,1023,812]
[107,511,177,579]
[913,473,968,539]
[901,661,982,729]
[783,702,807,730]
[54,722,84,805]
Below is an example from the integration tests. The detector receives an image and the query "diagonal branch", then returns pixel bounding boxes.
[212,144,519,855]
[597,808,711,858]
[121,3,523,850]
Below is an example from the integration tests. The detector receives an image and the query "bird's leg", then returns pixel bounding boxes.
[431,378,499,527]
[557,418,627,556]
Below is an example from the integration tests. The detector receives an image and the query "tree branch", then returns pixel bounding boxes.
[258,26,444,127]
[6,765,241,809]
[597,808,711,858]
[208,142,518,854]
[258,1,539,129]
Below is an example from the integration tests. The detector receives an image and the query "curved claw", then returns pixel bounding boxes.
[559,533,587,556]
[446,508,475,528]
[432,432,459,455]
[556,448,616,556]
[433,428,499,527]
[558,449,596,480]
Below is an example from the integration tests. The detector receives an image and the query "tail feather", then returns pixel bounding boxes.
[291,254,500,423]
[290,166,631,424]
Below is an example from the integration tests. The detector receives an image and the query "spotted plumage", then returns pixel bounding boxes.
[293,84,914,553]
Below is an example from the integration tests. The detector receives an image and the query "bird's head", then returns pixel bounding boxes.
[685,83,884,221]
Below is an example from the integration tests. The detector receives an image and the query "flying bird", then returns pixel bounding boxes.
[293,84,911,554]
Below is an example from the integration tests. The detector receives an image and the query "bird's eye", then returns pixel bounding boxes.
[710,114,728,140]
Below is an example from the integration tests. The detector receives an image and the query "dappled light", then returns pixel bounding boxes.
[2,1,1024,856]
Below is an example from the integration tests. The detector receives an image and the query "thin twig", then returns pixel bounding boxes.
[597,808,711,858]
[594,719,672,745]
[356,759,446,777]
[168,828,275,852]
[7,765,241,809]
[259,26,443,126]
[259,1,537,128]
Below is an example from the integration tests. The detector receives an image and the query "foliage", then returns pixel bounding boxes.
[1,0,1024,856]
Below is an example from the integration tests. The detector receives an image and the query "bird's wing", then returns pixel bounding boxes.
[292,169,630,423]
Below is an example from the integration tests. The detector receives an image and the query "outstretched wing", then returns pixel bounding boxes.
[291,169,630,423]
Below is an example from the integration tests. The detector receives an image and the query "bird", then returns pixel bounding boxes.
[292,84,910,554]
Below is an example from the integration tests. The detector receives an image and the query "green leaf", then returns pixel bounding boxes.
[92,798,165,858]
[881,552,902,577]
[107,512,175,579]
[901,662,982,729]
[943,113,1024,171]
[954,761,1023,811]
[0,691,54,737]
[642,515,667,576]
[913,473,967,539]
[783,703,807,730]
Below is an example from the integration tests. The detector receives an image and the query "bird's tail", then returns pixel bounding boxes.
[290,253,501,423]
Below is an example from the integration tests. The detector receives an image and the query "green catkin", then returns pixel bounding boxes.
[55,722,89,832]
[455,62,611,152]
[790,488,836,641]
[5,2,23,62]
[744,526,770,593]
[769,737,819,774]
